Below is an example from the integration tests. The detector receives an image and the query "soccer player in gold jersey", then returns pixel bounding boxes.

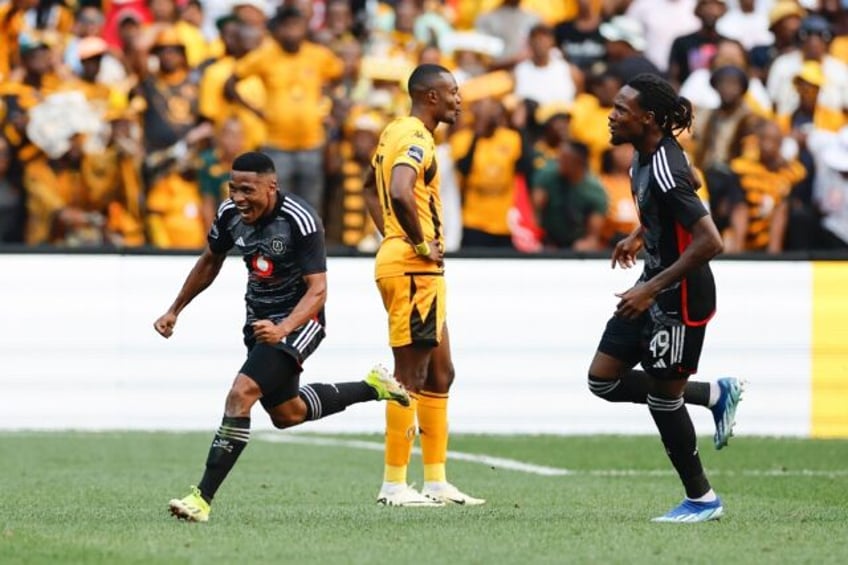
[364,64,485,506]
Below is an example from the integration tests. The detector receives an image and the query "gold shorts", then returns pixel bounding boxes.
[376,273,446,347]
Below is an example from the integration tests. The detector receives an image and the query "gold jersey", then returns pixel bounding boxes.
[372,116,444,279]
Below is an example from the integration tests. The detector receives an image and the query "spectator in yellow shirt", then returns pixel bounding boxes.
[227,5,343,212]
[451,97,524,248]
[198,16,266,151]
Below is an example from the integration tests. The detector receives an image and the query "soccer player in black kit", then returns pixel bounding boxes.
[154,152,409,522]
[588,74,742,522]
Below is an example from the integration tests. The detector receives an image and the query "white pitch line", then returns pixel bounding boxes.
[258,433,572,476]
[257,434,848,479]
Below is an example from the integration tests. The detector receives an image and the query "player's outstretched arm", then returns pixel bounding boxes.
[153,246,227,338]
[363,166,385,236]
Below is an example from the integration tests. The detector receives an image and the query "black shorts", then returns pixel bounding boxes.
[240,319,325,409]
[240,344,301,409]
[597,312,706,379]
[242,318,325,366]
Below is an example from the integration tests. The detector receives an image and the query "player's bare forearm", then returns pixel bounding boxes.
[767,201,788,254]
[167,247,226,315]
[273,272,327,336]
[643,215,723,295]
[363,167,385,236]
[389,165,425,245]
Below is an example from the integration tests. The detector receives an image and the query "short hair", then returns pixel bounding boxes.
[407,63,451,97]
[232,152,276,174]
[528,23,554,38]
[269,5,304,27]
[626,73,693,138]
[561,140,590,162]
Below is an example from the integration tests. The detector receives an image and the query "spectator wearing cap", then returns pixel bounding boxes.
[226,5,343,212]
[475,0,541,69]
[777,60,846,136]
[667,0,729,88]
[64,7,128,86]
[750,1,806,81]
[598,16,661,83]
[450,97,525,249]
[679,37,772,117]
[198,15,266,151]
[72,37,114,120]
[806,125,848,249]
[514,24,580,107]
[692,64,757,172]
[624,0,700,73]
[0,0,38,78]
[570,68,622,175]
[690,64,764,239]
[768,15,848,119]
[774,60,831,251]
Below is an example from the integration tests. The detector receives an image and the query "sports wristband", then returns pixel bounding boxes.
[413,241,431,256]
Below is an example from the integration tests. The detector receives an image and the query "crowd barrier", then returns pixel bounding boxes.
[1,252,845,437]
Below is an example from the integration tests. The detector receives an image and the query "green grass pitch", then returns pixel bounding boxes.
[1,432,846,564]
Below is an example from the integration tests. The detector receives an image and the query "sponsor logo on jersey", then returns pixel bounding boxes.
[251,254,274,277]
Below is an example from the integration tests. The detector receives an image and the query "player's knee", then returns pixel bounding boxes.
[225,376,261,417]
[443,363,456,389]
[269,398,307,429]
[396,366,428,391]
[588,374,620,402]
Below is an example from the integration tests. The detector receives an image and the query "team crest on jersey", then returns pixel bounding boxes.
[251,254,274,277]
[270,237,286,254]
[407,145,424,164]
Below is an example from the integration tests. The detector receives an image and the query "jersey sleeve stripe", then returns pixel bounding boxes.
[653,147,675,192]
[217,199,235,216]
[282,200,318,234]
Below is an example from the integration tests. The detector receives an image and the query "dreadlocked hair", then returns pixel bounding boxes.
[626,73,693,138]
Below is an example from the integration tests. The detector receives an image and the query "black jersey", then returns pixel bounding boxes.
[208,192,327,327]
[631,137,716,326]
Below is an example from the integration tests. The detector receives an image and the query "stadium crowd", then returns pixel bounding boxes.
[0,0,846,253]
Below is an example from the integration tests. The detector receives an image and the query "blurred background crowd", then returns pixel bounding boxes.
[0,0,847,253]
